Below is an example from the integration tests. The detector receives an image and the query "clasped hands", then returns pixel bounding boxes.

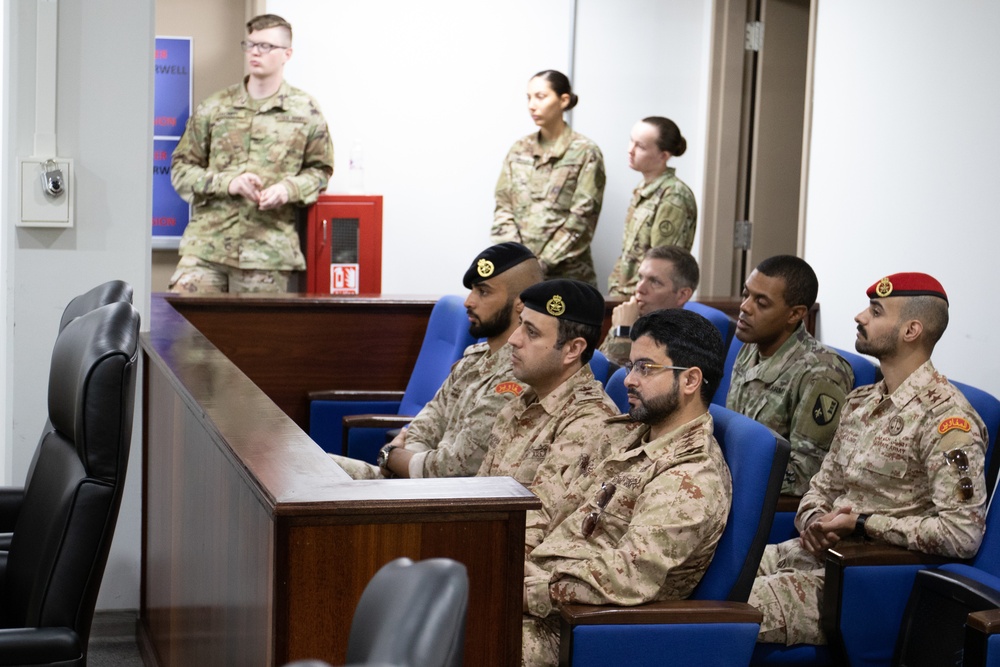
[800,506,858,558]
[228,172,289,210]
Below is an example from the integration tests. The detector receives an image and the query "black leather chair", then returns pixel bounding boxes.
[0,301,140,666]
[346,557,469,667]
[57,280,133,332]
[0,281,135,550]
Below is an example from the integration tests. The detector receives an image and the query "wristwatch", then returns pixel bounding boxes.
[377,444,398,472]
[854,513,870,539]
[612,325,630,338]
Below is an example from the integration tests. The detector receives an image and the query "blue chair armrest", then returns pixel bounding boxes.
[309,397,403,454]
[559,601,761,667]
[823,542,957,667]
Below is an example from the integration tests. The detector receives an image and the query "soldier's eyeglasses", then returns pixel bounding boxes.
[623,360,690,378]
[582,482,617,538]
[943,448,974,501]
[240,40,289,54]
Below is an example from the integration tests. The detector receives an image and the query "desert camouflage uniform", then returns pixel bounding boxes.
[727,323,855,494]
[606,169,697,298]
[171,77,334,276]
[522,412,732,666]
[478,365,620,552]
[749,360,987,646]
[332,342,521,480]
[491,129,605,286]
[598,330,632,367]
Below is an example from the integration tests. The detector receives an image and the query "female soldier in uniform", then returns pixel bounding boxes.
[491,70,606,287]
[607,117,697,297]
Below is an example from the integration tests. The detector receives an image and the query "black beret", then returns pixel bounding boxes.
[462,242,536,289]
[519,279,605,327]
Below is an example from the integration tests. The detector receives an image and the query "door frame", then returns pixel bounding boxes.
[699,0,818,297]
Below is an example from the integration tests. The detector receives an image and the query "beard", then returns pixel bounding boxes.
[628,380,681,425]
[469,299,514,339]
[855,322,899,358]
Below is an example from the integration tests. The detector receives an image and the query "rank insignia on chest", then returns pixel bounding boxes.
[812,394,840,425]
[939,416,972,435]
[495,381,524,397]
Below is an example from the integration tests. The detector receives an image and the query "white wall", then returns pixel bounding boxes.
[270,0,713,295]
[804,0,1000,396]
[3,0,154,608]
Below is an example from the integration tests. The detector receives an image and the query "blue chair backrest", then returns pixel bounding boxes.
[829,345,879,389]
[696,405,790,602]
[683,302,736,349]
[606,366,629,413]
[952,380,1000,509]
[588,349,611,387]
[711,337,744,407]
[398,295,477,416]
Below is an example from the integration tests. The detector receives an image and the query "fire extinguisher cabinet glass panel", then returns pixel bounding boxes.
[306,195,383,295]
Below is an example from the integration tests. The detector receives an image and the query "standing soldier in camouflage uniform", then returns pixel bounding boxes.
[331,243,543,480]
[599,245,699,366]
[492,70,605,286]
[750,273,987,646]
[522,308,732,666]
[607,117,697,298]
[727,256,854,495]
[169,14,334,293]
[477,279,620,552]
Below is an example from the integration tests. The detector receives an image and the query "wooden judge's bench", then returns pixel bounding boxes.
[138,293,539,667]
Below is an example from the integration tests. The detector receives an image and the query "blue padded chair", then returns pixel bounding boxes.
[588,349,611,387]
[712,336,744,407]
[829,345,879,388]
[867,460,1000,667]
[309,295,476,462]
[683,301,736,350]
[952,380,1000,497]
[606,366,629,414]
[557,405,790,667]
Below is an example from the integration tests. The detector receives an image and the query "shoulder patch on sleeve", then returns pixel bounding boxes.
[938,416,972,435]
[495,381,524,397]
[812,394,841,425]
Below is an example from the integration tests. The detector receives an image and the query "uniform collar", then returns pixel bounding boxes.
[640,410,714,461]
[883,359,938,409]
[636,167,677,198]
[236,77,291,112]
[742,322,810,383]
[531,126,575,162]
[519,362,597,414]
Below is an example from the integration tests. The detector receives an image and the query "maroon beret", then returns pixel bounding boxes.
[866,273,948,304]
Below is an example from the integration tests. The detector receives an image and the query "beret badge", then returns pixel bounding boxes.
[477,259,495,278]
[546,295,566,317]
[875,277,893,298]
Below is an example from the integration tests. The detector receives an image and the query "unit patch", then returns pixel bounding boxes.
[812,394,840,425]
[495,381,524,397]
[938,416,972,435]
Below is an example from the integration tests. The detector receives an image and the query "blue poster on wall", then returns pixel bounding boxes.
[152,36,193,249]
